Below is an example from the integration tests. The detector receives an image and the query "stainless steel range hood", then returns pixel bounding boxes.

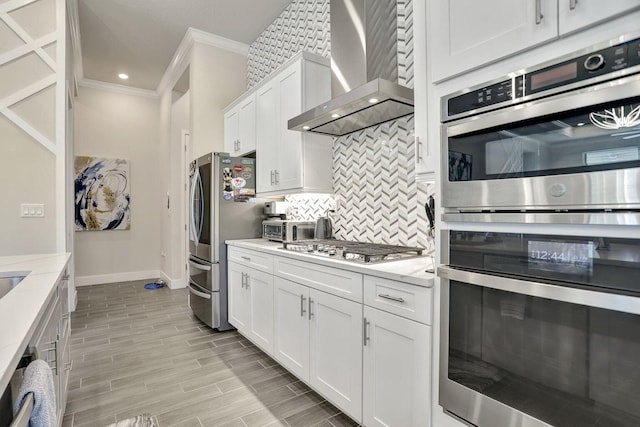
[288,0,414,137]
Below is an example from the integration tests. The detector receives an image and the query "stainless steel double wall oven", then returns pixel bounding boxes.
[438,33,640,427]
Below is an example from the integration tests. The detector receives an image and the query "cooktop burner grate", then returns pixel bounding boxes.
[282,239,424,263]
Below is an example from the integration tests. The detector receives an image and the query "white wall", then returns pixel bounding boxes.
[0,116,57,255]
[73,86,162,285]
[189,43,247,159]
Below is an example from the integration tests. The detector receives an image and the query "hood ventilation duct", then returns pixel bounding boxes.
[288,0,414,137]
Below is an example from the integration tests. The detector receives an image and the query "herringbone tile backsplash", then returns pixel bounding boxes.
[249,0,434,253]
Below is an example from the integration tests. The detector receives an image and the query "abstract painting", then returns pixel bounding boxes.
[75,157,131,231]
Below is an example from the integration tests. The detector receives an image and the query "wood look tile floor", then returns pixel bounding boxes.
[63,280,359,427]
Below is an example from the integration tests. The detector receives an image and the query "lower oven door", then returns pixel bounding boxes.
[438,266,640,427]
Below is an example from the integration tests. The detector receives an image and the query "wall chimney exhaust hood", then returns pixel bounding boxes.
[288,0,414,137]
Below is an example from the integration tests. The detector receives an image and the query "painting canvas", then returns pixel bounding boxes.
[75,157,131,231]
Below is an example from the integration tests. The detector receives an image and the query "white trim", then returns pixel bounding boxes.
[0,0,38,13]
[55,0,65,252]
[75,270,162,287]
[79,78,159,98]
[66,0,84,84]
[189,27,249,56]
[1,108,56,154]
[160,270,187,290]
[0,12,56,71]
[0,75,56,110]
[0,32,56,66]
[156,28,194,95]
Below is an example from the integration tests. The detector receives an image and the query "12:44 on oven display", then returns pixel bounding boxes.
[528,240,594,275]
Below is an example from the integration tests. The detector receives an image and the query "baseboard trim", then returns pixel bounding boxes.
[75,270,162,287]
[160,271,187,290]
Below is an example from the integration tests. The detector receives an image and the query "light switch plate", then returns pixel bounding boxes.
[21,203,45,218]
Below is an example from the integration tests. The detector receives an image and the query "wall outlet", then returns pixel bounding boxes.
[21,203,44,218]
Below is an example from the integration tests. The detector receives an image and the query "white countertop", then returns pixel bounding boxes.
[0,253,70,396]
[226,239,435,287]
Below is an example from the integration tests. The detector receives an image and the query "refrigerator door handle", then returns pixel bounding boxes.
[188,282,211,299]
[196,169,204,242]
[189,171,198,243]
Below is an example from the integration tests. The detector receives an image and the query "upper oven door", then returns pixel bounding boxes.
[442,73,640,214]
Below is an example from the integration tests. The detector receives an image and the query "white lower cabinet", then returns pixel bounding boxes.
[363,306,431,427]
[229,248,433,426]
[273,277,310,379]
[309,289,363,421]
[274,276,363,422]
[228,261,274,354]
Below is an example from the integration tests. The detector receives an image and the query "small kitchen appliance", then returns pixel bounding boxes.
[263,201,288,218]
[262,219,315,242]
[314,209,334,239]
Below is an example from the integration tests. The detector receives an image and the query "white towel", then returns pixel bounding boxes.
[14,359,57,427]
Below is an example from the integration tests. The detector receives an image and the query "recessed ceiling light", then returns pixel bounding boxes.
[331,113,340,118]
[576,122,585,126]
[369,98,379,103]
[118,73,129,80]
[302,125,310,130]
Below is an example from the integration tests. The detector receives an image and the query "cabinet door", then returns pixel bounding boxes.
[275,61,303,192]
[256,82,279,193]
[559,0,640,35]
[309,289,363,422]
[228,262,249,332]
[224,108,239,155]
[363,306,431,427]
[238,94,257,155]
[430,0,557,82]
[247,269,274,354]
[274,277,310,380]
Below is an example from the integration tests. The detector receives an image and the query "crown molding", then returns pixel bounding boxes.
[79,78,159,98]
[189,27,249,56]
[66,0,84,88]
[156,27,250,95]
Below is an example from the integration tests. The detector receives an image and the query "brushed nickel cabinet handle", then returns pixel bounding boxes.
[241,256,251,261]
[300,295,307,317]
[535,0,544,24]
[378,293,405,303]
[363,318,370,346]
[570,0,578,10]
[309,297,314,319]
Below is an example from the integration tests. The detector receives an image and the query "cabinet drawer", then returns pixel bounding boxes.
[274,257,363,303]
[227,247,273,274]
[364,275,433,325]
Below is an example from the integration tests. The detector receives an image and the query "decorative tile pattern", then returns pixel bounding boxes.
[284,194,336,221]
[247,0,330,88]
[397,0,414,88]
[332,116,434,252]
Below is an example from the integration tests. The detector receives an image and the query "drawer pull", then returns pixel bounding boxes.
[241,256,251,261]
[309,297,314,319]
[378,294,405,303]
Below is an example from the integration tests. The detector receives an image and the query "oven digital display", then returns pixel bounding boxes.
[530,62,578,91]
[528,240,594,275]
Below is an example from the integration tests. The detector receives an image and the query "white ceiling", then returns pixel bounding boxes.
[77,0,293,91]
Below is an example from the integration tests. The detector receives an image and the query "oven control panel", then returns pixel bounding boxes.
[444,34,640,121]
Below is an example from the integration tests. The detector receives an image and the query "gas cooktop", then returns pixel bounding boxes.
[281,239,425,263]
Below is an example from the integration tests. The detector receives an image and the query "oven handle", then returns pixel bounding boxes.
[437,266,640,315]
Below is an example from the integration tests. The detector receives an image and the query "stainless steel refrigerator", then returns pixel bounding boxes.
[188,152,262,330]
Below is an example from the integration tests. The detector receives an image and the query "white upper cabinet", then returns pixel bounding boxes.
[430,0,640,82]
[430,0,558,82]
[255,52,333,196]
[558,0,640,35]
[224,92,256,156]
